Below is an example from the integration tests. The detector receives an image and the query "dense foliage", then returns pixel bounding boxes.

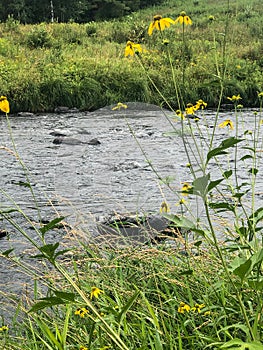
[0,0,164,23]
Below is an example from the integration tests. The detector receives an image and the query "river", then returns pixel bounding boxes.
[0,102,262,318]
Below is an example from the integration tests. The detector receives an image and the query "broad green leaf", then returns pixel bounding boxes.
[207,137,243,163]
[223,170,233,179]
[233,258,252,282]
[39,217,65,236]
[54,291,76,302]
[207,178,224,192]
[192,174,210,197]
[29,297,67,312]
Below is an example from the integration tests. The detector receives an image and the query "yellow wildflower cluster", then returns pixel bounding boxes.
[125,11,192,56]
[0,325,8,332]
[148,12,192,36]
[175,99,207,120]
[75,307,89,318]
[178,302,205,314]
[0,96,10,114]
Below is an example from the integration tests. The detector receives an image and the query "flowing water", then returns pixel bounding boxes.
[0,102,262,318]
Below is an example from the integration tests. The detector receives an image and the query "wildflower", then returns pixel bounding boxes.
[175,109,185,119]
[175,11,192,25]
[160,201,170,213]
[185,103,196,115]
[218,119,234,130]
[90,286,104,300]
[112,102,128,110]
[148,15,175,36]
[0,96,10,114]
[236,65,241,69]
[227,94,242,102]
[178,302,191,313]
[208,15,215,21]
[186,163,191,168]
[204,310,211,316]
[195,99,207,109]
[237,104,243,109]
[124,41,143,57]
[258,92,263,98]
[75,307,89,318]
[80,347,88,350]
[176,198,187,205]
[191,303,205,313]
[162,39,170,46]
[181,182,192,196]
[0,325,8,332]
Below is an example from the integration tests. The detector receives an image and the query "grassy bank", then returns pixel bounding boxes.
[0,0,262,112]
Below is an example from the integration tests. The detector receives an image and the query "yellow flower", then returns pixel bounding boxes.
[227,94,242,102]
[0,325,8,332]
[218,119,234,130]
[178,302,191,313]
[160,201,170,213]
[191,303,205,313]
[75,307,89,318]
[112,102,128,110]
[208,15,215,21]
[175,11,192,25]
[80,347,88,350]
[181,182,192,196]
[185,103,196,115]
[148,15,175,36]
[195,99,207,109]
[124,41,143,57]
[90,286,104,300]
[258,92,263,98]
[0,96,10,114]
[175,109,185,119]
[176,198,187,206]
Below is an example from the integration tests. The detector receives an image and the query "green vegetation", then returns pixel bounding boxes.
[1,0,263,349]
[0,0,262,112]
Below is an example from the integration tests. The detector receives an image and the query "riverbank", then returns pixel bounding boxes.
[0,0,262,113]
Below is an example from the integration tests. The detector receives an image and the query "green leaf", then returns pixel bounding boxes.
[29,297,67,312]
[220,338,263,349]
[54,291,75,302]
[240,154,253,161]
[207,178,224,192]
[207,137,243,163]
[1,248,14,256]
[179,269,193,276]
[223,170,233,179]
[209,202,235,212]
[117,290,140,323]
[233,258,252,282]
[39,217,65,237]
[248,168,258,175]
[192,174,210,197]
